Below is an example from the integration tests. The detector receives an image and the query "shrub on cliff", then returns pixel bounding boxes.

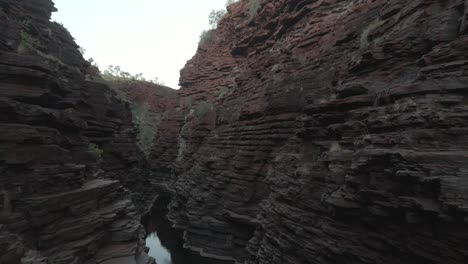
[199,2,238,46]
[131,103,164,157]
[216,86,231,99]
[78,47,85,55]
[87,143,104,161]
[209,9,226,29]
[19,20,41,52]
[199,29,214,46]
[248,0,261,20]
[87,57,100,69]
[102,70,170,157]
[101,65,165,85]
[194,101,214,118]
[19,31,40,51]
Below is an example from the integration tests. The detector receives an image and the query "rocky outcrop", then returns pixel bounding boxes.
[152,0,468,263]
[0,0,154,263]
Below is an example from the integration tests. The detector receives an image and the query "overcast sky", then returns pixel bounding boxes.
[52,0,229,88]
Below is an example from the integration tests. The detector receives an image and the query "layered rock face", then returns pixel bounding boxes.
[0,0,154,263]
[152,0,468,263]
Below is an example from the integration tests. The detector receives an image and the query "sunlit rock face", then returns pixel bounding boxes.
[0,0,154,263]
[152,0,468,263]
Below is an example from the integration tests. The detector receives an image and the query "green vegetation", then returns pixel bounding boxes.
[360,19,384,51]
[216,86,231,99]
[180,122,192,137]
[103,65,132,80]
[19,19,41,53]
[106,80,172,157]
[199,29,214,46]
[176,136,187,162]
[180,100,214,137]
[372,87,391,106]
[102,65,165,85]
[199,0,259,45]
[87,143,104,160]
[181,96,193,111]
[78,47,86,55]
[57,22,74,39]
[103,68,172,157]
[209,9,226,28]
[2,190,11,214]
[248,0,261,20]
[199,1,234,45]
[87,57,99,68]
[177,100,216,162]
[131,103,164,157]
[194,101,214,118]
[21,19,33,30]
[18,20,76,71]
[19,31,40,51]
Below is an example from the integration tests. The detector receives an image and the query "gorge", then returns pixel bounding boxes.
[1,0,468,264]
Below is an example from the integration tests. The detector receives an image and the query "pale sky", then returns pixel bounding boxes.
[52,0,229,88]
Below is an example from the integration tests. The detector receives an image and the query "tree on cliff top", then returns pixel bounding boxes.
[208,9,226,29]
[199,0,240,45]
[199,10,224,45]
[102,65,165,86]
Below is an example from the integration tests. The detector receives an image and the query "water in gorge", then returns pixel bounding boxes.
[143,197,182,264]
[142,196,234,264]
[145,231,172,264]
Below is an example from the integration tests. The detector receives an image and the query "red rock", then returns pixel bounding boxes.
[0,0,154,263]
[151,0,468,263]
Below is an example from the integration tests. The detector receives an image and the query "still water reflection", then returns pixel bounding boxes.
[145,231,172,264]
[143,197,234,264]
[142,198,191,264]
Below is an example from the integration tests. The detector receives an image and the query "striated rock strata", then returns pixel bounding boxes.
[152,0,468,263]
[0,0,154,263]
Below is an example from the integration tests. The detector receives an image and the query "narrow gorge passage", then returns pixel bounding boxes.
[142,197,182,264]
[145,234,171,264]
[143,205,174,264]
[1,0,468,264]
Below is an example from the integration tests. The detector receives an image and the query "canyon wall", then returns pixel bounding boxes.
[0,0,154,263]
[152,0,468,263]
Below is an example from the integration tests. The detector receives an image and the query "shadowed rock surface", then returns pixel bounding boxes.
[150,0,468,263]
[0,0,155,263]
[1,0,468,263]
